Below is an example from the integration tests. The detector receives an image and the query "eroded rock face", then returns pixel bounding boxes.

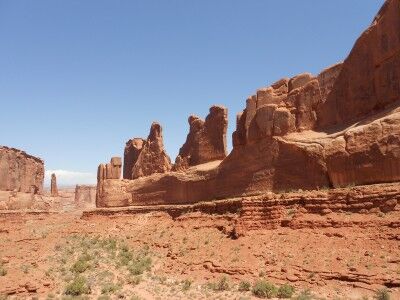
[75,185,96,208]
[131,122,172,179]
[96,0,400,208]
[317,0,400,128]
[233,63,343,146]
[106,157,122,179]
[123,138,145,179]
[96,157,122,207]
[0,146,44,194]
[50,173,58,197]
[325,111,400,187]
[174,105,228,171]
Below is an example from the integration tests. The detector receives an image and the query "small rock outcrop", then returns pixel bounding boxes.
[131,122,172,179]
[174,105,228,171]
[0,146,44,194]
[50,173,58,197]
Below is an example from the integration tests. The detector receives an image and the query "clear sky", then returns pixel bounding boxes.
[0,0,385,186]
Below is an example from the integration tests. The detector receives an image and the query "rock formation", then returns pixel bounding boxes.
[123,138,145,179]
[131,122,172,179]
[96,157,122,207]
[106,157,122,180]
[233,63,343,147]
[96,0,400,208]
[50,173,58,197]
[0,146,44,194]
[174,105,228,171]
[317,0,400,128]
[75,185,96,208]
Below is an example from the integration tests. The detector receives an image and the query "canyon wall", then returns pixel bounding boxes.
[0,146,44,194]
[96,0,400,208]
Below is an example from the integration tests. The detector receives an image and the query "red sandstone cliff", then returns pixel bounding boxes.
[96,0,400,208]
[0,146,44,194]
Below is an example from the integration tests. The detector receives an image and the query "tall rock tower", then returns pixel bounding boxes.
[50,173,58,197]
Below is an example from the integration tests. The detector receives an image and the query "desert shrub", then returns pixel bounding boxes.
[71,256,91,274]
[182,279,192,291]
[374,288,390,300]
[101,282,121,294]
[64,276,90,296]
[118,248,134,266]
[215,276,230,291]
[252,280,278,298]
[295,289,314,300]
[128,256,152,275]
[127,275,142,286]
[208,276,230,291]
[278,283,295,298]
[238,280,251,291]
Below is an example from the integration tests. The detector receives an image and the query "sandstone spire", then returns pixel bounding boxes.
[123,138,145,179]
[174,105,228,171]
[131,122,172,179]
[50,173,58,197]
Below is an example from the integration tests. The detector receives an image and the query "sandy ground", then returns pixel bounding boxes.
[0,211,399,299]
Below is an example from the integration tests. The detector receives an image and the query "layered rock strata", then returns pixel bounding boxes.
[174,105,228,171]
[96,0,400,208]
[0,146,44,194]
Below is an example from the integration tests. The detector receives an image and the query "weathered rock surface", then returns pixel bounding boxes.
[174,105,228,171]
[233,63,343,147]
[131,122,172,179]
[96,157,122,207]
[317,0,400,128]
[123,138,145,179]
[97,0,400,208]
[235,182,400,232]
[106,157,122,180]
[0,146,44,194]
[50,173,58,197]
[74,185,96,208]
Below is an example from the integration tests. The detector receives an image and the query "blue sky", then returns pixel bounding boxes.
[0,0,385,186]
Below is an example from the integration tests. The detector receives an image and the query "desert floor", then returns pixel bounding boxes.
[0,210,399,300]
